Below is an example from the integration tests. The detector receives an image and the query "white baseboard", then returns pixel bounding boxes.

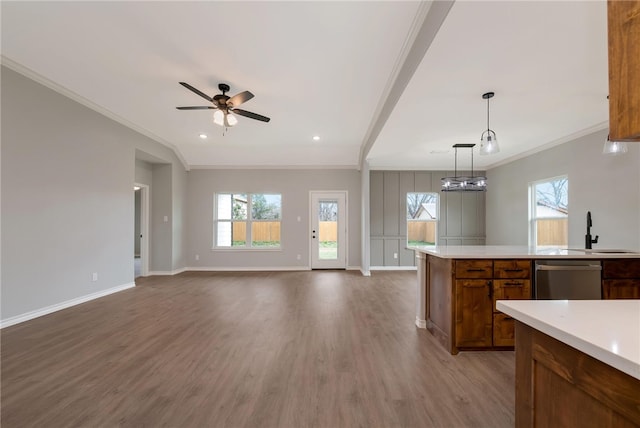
[147,267,188,276]
[415,317,427,329]
[370,266,418,271]
[360,268,371,276]
[185,266,310,272]
[346,265,362,272]
[0,282,136,329]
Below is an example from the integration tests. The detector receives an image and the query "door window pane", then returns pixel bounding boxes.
[318,201,338,260]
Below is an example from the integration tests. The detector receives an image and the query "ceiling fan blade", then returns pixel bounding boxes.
[232,108,271,122]
[176,106,216,110]
[179,82,213,102]
[227,91,254,107]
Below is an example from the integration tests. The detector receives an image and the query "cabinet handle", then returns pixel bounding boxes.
[504,269,523,272]
[504,281,524,287]
[503,316,514,321]
[487,280,493,298]
[467,268,485,272]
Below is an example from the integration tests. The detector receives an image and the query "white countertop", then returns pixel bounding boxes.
[411,245,640,259]
[497,300,640,380]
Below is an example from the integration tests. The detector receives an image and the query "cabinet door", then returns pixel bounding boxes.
[493,279,531,311]
[608,0,640,141]
[493,313,515,347]
[603,279,640,299]
[455,279,493,347]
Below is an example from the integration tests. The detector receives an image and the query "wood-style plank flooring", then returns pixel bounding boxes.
[1,271,514,427]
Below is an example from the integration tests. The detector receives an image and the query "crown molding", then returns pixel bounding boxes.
[1,55,190,171]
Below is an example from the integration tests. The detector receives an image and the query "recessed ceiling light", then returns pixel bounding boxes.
[199,134,207,139]
[312,135,320,141]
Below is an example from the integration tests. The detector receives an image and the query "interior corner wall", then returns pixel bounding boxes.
[370,171,486,267]
[486,129,640,250]
[1,66,187,323]
[186,169,361,270]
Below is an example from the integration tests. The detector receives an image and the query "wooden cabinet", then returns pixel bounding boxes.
[455,279,493,347]
[603,259,640,299]
[515,322,640,427]
[608,0,640,141]
[454,259,532,349]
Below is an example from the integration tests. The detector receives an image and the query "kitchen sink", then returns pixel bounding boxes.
[565,248,638,254]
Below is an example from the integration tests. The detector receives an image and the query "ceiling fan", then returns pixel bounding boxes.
[176,82,271,127]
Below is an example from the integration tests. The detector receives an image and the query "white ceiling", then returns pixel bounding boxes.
[1,1,609,171]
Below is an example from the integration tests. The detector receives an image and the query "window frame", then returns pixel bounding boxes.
[406,192,439,247]
[213,193,283,251]
[529,175,568,247]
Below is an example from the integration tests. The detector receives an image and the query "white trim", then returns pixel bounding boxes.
[415,317,427,329]
[310,191,348,269]
[360,268,372,277]
[186,266,310,272]
[147,267,188,276]
[1,55,190,171]
[370,266,418,271]
[0,282,136,329]
[135,183,150,277]
[190,164,359,170]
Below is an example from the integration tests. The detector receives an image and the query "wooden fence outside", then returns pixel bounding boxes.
[407,221,436,244]
[233,221,281,242]
[536,218,568,246]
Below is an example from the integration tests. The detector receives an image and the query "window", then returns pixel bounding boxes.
[407,193,438,246]
[215,193,282,248]
[529,176,568,247]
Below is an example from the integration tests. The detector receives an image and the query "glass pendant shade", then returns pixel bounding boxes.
[480,129,499,155]
[602,135,628,155]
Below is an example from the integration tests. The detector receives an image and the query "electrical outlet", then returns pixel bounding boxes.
[297,254,301,260]
[195,254,199,261]
[393,253,398,259]
[92,272,98,282]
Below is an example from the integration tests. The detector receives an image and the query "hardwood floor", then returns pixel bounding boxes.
[1,271,515,427]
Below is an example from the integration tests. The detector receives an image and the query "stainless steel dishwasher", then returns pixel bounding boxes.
[534,260,602,299]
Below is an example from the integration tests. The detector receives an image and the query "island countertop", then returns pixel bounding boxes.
[497,300,640,380]
[411,245,640,259]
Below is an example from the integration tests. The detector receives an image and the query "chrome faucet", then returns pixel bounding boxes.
[585,211,599,249]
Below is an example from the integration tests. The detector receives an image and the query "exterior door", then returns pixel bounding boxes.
[310,191,347,269]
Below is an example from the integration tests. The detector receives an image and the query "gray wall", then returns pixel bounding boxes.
[486,129,640,250]
[187,169,361,269]
[370,171,486,267]
[1,66,188,321]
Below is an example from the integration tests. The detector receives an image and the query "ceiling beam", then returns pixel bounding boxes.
[358,0,455,168]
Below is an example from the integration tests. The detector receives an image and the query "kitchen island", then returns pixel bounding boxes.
[412,245,640,354]
[497,300,640,427]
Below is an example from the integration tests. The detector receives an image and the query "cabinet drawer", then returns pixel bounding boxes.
[493,313,515,347]
[494,260,531,278]
[603,279,640,299]
[602,259,640,279]
[493,279,531,311]
[455,260,493,278]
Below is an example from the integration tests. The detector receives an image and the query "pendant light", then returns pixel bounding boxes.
[441,144,487,192]
[602,135,628,155]
[479,91,500,155]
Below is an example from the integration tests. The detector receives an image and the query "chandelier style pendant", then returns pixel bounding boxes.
[441,143,487,192]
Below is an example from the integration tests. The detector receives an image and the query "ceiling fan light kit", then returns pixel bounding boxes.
[176,82,270,131]
[479,91,500,155]
[441,143,487,192]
